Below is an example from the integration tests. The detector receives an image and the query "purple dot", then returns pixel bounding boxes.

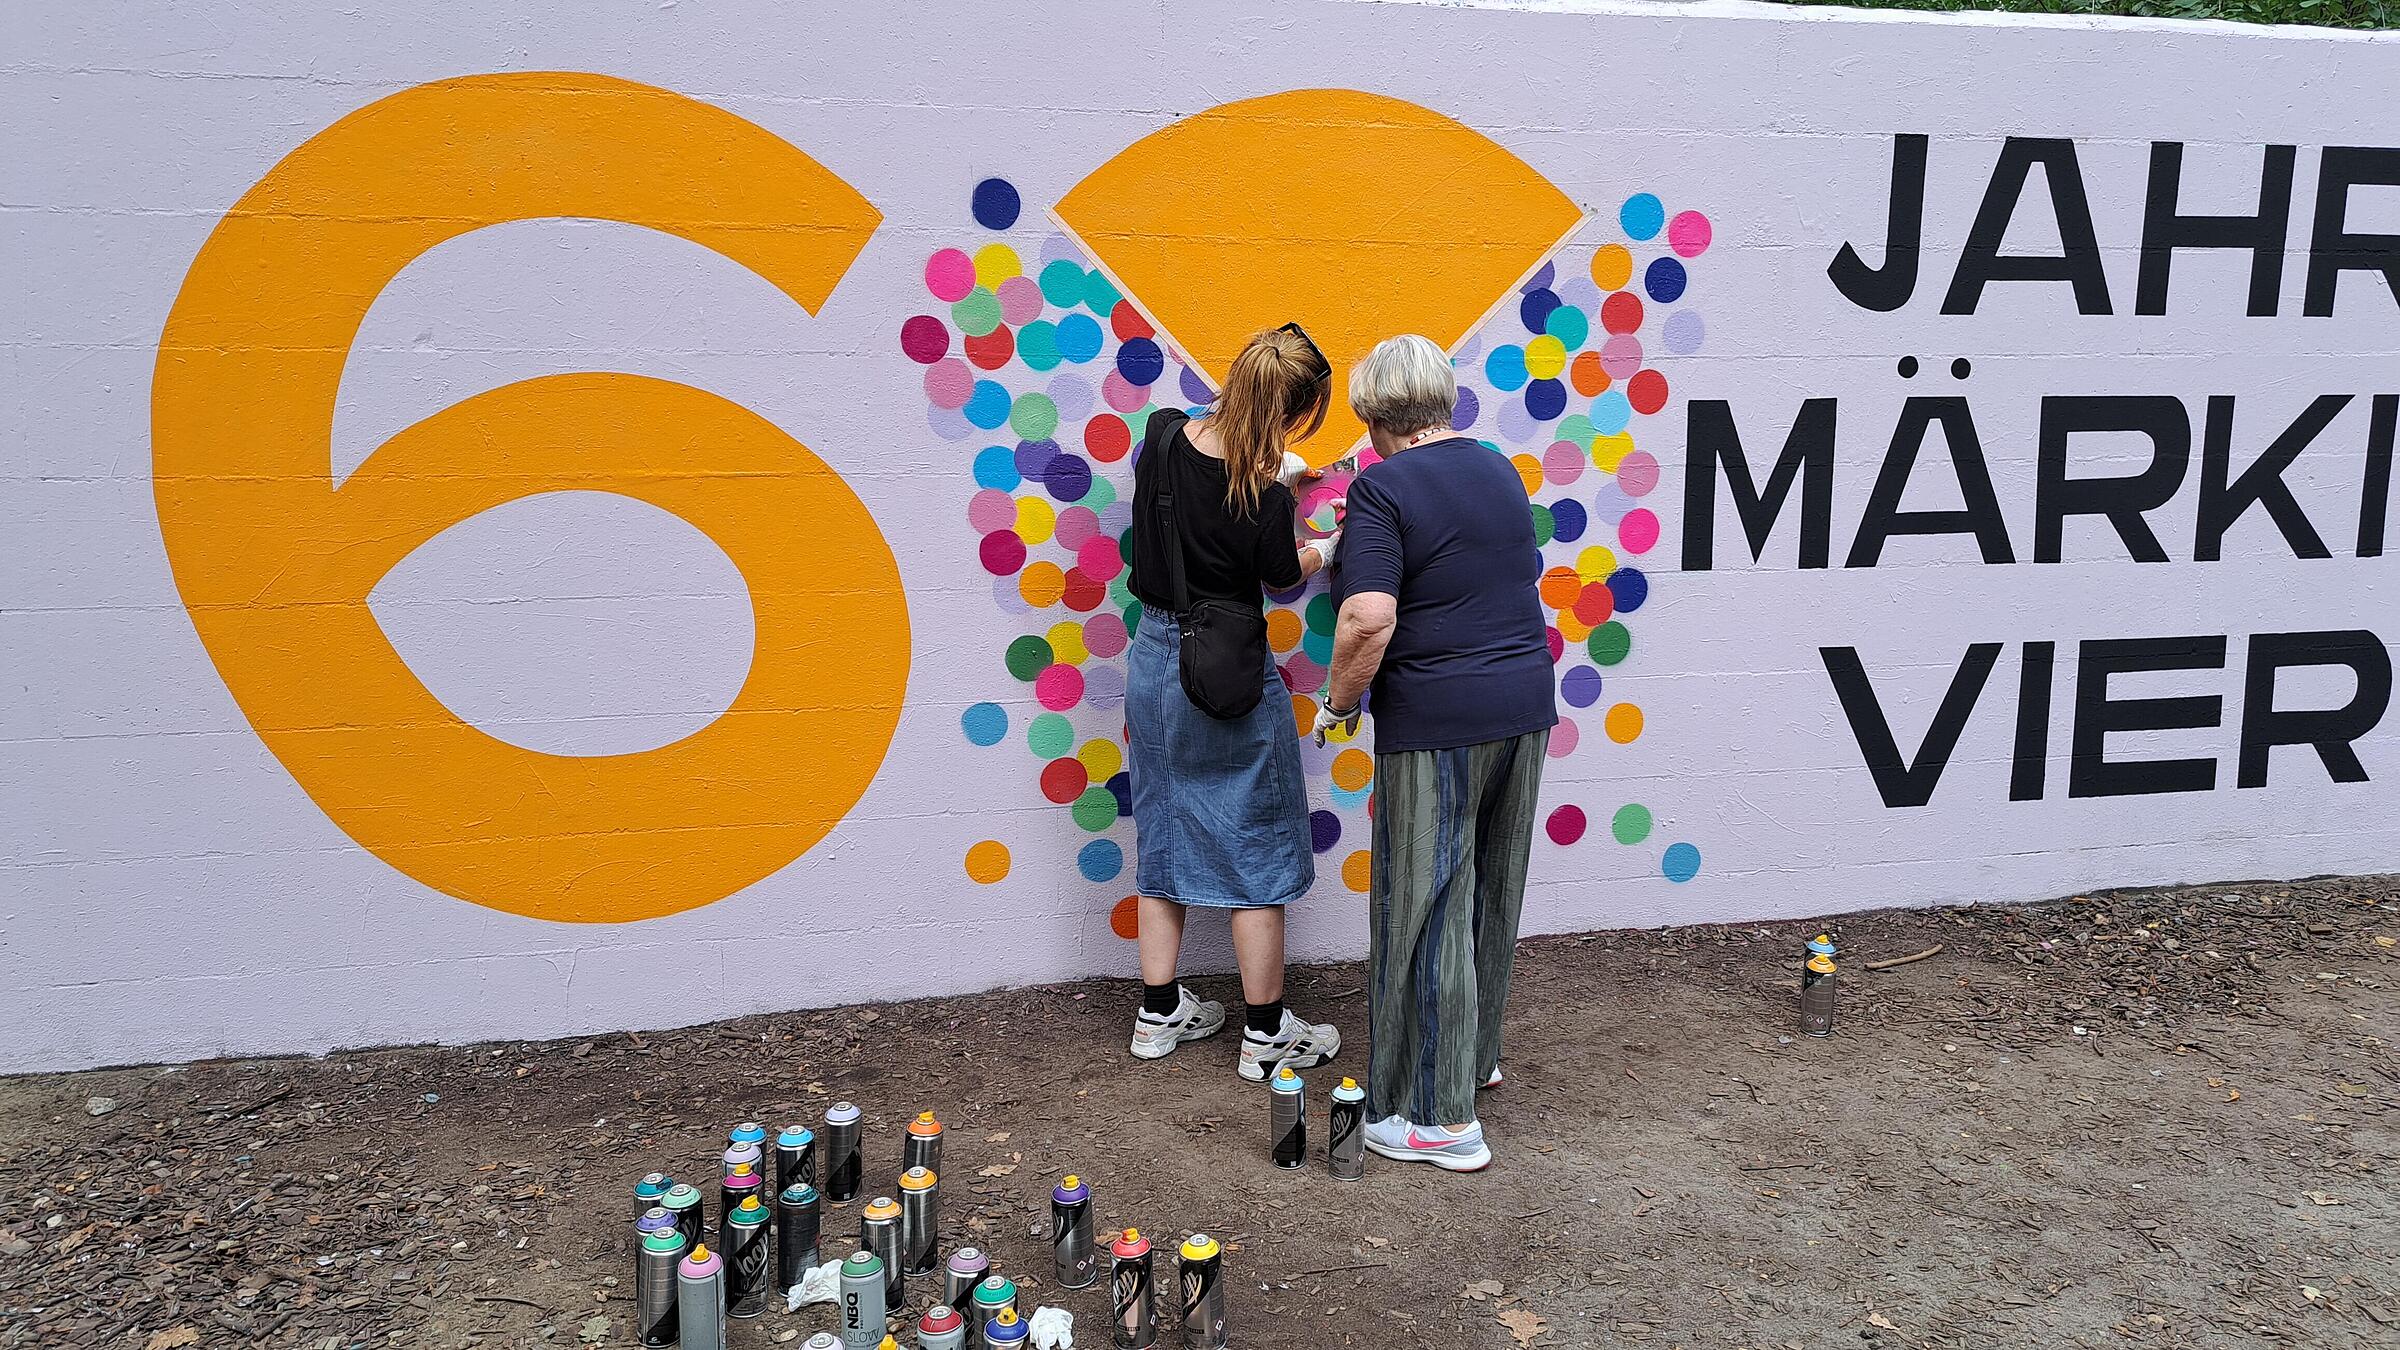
[927,401,975,443]
[1085,664,1127,712]
[1663,309,1705,356]
[1047,372,1096,425]
[1044,453,1093,502]
[1522,261,1556,292]
[1015,439,1060,482]
[1309,810,1342,853]
[1496,393,1541,444]
[1561,665,1603,708]
[1179,364,1216,405]
[1451,386,1481,431]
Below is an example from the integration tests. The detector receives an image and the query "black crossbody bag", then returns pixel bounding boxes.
[1149,415,1270,720]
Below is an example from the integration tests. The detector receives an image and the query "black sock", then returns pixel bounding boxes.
[1245,999,1285,1037]
[1142,982,1181,1018]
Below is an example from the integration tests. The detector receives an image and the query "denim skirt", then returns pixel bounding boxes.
[1124,604,1314,908]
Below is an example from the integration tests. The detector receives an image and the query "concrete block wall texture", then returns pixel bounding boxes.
[4,0,2396,1072]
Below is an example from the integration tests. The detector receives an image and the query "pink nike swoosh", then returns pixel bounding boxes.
[1404,1129,1461,1150]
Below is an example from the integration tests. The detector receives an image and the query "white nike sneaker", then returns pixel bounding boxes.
[1364,1114,1493,1172]
[1236,1010,1341,1081]
[1129,986,1226,1060]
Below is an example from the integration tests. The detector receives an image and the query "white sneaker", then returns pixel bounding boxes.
[1483,1064,1503,1090]
[1236,1010,1341,1081]
[1129,987,1226,1060]
[1364,1115,1493,1172]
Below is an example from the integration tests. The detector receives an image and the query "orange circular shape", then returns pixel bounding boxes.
[1605,703,1645,744]
[965,840,1011,883]
[1570,348,1609,397]
[1266,607,1303,653]
[1591,243,1633,291]
[1511,454,1544,497]
[1538,565,1582,611]
[1291,693,1318,741]
[1019,560,1066,608]
[1109,895,1140,940]
[1331,747,1374,792]
[1557,611,1592,643]
[1341,850,1373,893]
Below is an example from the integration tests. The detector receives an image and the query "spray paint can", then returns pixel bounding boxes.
[1110,1228,1156,1350]
[1328,1077,1367,1180]
[777,1123,819,1199]
[723,1141,763,1191]
[944,1247,990,1338]
[917,1303,967,1350]
[635,1171,674,1223]
[986,1308,1029,1350]
[899,1167,941,1276]
[677,1243,728,1350]
[721,1162,764,1245]
[1051,1174,1095,1290]
[1801,949,1838,1037]
[862,1196,905,1304]
[825,1101,865,1203]
[970,1274,1018,1347]
[636,1205,679,1247]
[806,1336,843,1350]
[903,1110,945,1176]
[777,1182,823,1291]
[1270,1066,1306,1169]
[664,1183,706,1254]
[1178,1234,1225,1350]
[727,1121,767,1175]
[724,1193,771,1318]
[840,1250,887,1350]
[636,1227,684,1347]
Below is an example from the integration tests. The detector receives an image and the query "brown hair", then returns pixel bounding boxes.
[1209,327,1330,514]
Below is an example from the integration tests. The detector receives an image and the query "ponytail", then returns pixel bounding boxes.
[1210,328,1330,514]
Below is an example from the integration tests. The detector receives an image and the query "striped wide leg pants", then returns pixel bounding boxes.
[1364,727,1549,1128]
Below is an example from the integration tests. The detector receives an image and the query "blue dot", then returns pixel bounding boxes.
[1524,378,1567,422]
[973,446,1020,491]
[1077,838,1124,883]
[1561,666,1603,709]
[964,380,1013,430]
[972,178,1021,230]
[1044,453,1093,503]
[1484,345,1529,392]
[1593,390,1632,436]
[1308,810,1342,854]
[1116,337,1164,387]
[1607,566,1649,613]
[1661,842,1702,883]
[1055,313,1104,364]
[1106,771,1132,817]
[1519,288,1560,335]
[1550,498,1587,542]
[1620,193,1665,241]
[961,702,1009,746]
[1645,257,1688,304]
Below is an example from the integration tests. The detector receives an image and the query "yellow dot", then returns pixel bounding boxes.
[1575,546,1618,583]
[1523,334,1567,381]
[1511,454,1544,497]
[1342,850,1374,893]
[1331,748,1373,792]
[1019,561,1065,608]
[1077,738,1122,782]
[973,243,1022,289]
[1557,611,1592,643]
[1605,703,1645,744]
[1592,433,1635,472]
[1266,608,1303,653]
[965,840,1011,884]
[1591,243,1632,291]
[1047,619,1089,666]
[1015,496,1056,545]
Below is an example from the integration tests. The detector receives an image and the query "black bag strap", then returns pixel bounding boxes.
[1149,411,1196,617]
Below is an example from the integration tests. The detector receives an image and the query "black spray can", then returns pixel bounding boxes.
[944,1246,990,1345]
[1328,1077,1366,1180]
[824,1101,864,1203]
[634,1171,673,1225]
[1269,1067,1306,1169]
[1051,1174,1095,1289]
[776,1182,823,1291]
[1800,933,1838,1037]
[861,1195,904,1305]
[899,1166,941,1276]
[663,1183,705,1255]
[1178,1233,1226,1350]
[724,1194,770,1318]
[903,1110,944,1176]
[776,1123,818,1201]
[1110,1228,1156,1350]
[635,1227,683,1347]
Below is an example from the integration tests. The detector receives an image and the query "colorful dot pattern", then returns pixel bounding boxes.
[927,183,1709,916]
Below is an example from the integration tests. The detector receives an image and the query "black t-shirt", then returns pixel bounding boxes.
[1128,408,1303,610]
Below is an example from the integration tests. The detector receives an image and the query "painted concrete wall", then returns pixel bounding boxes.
[5,0,2397,1072]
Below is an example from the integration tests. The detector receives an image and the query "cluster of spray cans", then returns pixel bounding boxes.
[1264,1067,1369,1181]
[628,1103,1234,1349]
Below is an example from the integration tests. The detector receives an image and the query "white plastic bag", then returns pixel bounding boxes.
[785,1258,842,1312]
[1029,1305,1075,1350]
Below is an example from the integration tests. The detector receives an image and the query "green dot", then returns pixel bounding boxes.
[1123,405,1153,444]
[1027,712,1074,759]
[1122,600,1141,636]
[1530,502,1555,546]
[1108,571,1135,609]
[1304,594,1336,636]
[1010,392,1059,442]
[952,288,1002,338]
[1556,413,1596,446]
[1083,269,1122,316]
[1611,803,1653,845]
[1019,320,1060,371]
[1005,634,1054,681]
[1071,785,1119,832]
[1039,259,1088,308]
[1079,475,1117,511]
[1588,621,1631,666]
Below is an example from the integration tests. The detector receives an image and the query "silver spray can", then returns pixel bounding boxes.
[1110,1228,1156,1350]
[1051,1174,1095,1290]
[824,1101,864,1203]
[805,1336,843,1350]
[1177,1234,1225,1350]
[861,1195,904,1305]
[663,1183,705,1255]
[1800,932,1838,1037]
[903,1110,944,1176]
[839,1249,886,1350]
[776,1182,823,1292]
[1327,1077,1366,1181]
[899,1166,941,1276]
[635,1227,683,1347]
[723,1193,770,1318]
[677,1243,728,1350]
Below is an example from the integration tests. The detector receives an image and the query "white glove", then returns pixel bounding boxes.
[786,1258,841,1310]
[1312,699,1362,746]
[1302,528,1341,570]
[1278,450,1312,488]
[1029,1306,1076,1350]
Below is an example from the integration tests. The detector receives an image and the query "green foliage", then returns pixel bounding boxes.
[1777,0,2396,29]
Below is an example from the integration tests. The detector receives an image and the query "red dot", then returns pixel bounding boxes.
[1085,415,1131,463]
[1545,805,1587,846]
[1573,583,1615,626]
[1627,369,1669,416]
[1110,301,1154,342]
[1062,568,1107,612]
[1040,757,1089,804]
[1601,291,1644,335]
[964,325,1015,371]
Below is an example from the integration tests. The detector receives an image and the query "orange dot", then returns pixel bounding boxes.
[1331,748,1373,792]
[1266,607,1303,653]
[964,840,1011,883]
[1557,611,1592,643]
[1570,348,1609,397]
[1591,243,1632,291]
[1019,561,1066,608]
[1511,454,1543,497]
[1538,565,1582,611]
[1605,703,1644,744]
[1109,895,1140,940]
[1291,693,1318,741]
[1341,849,1373,893]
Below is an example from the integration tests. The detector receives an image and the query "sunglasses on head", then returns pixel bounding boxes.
[1276,322,1332,385]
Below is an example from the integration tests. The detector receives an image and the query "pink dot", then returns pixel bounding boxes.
[1617,450,1659,498]
[1668,211,1713,259]
[1549,715,1580,756]
[1102,371,1146,414]
[926,249,975,302]
[1546,627,1564,663]
[1542,440,1585,486]
[1054,506,1099,551]
[979,530,1027,576]
[1618,508,1660,554]
[924,358,973,410]
[1281,653,1326,695]
[1083,611,1129,659]
[968,489,1016,534]
[997,275,1044,327]
[1600,334,1645,382]
[1545,804,1587,845]
[1077,534,1124,581]
[900,315,949,364]
[1035,663,1085,710]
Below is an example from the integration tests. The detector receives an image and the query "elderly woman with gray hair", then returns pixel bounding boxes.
[1315,334,1557,1172]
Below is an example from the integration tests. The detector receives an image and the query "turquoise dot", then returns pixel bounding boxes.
[1083,270,1123,316]
[1077,838,1123,882]
[1661,842,1702,883]
[1592,390,1632,436]
[1555,414,1596,447]
[965,381,1013,430]
[1484,344,1529,393]
[961,702,1008,747]
[1019,320,1061,372]
[1544,304,1589,349]
[1039,259,1088,308]
[973,446,1020,491]
[1027,712,1074,758]
[1056,313,1104,364]
[1080,475,1118,511]
[1301,626,1333,665]
[1620,193,1666,242]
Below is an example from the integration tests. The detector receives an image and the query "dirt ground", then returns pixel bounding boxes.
[4,877,2396,1350]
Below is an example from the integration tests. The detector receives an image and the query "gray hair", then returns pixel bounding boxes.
[1347,334,1457,437]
